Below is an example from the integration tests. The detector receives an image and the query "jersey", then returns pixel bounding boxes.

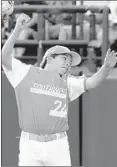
[15,66,69,134]
[2,58,86,135]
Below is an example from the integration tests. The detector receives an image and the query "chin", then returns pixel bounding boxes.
[59,73,65,77]
[59,69,67,76]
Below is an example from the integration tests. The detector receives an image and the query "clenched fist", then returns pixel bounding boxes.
[15,13,30,30]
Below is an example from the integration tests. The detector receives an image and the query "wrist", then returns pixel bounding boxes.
[103,64,112,70]
[14,25,22,33]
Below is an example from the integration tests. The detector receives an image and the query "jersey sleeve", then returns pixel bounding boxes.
[2,57,32,88]
[67,75,87,101]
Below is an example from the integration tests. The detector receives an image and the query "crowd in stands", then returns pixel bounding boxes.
[2,0,117,77]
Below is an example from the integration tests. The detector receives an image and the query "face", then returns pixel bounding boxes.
[49,54,72,76]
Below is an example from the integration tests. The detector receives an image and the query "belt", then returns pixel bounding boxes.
[21,131,67,142]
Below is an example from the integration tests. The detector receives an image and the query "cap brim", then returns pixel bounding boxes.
[70,51,81,66]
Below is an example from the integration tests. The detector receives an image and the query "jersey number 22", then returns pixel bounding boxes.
[49,100,67,118]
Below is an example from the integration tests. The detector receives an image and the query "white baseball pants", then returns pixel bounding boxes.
[18,132,71,166]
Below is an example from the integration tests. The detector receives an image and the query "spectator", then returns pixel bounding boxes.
[89,1,117,48]
[45,0,73,39]
[14,1,48,58]
[46,0,117,44]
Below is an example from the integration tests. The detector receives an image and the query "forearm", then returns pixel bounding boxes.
[2,27,20,58]
[86,64,111,90]
[2,27,21,68]
[25,14,37,28]
[2,13,31,69]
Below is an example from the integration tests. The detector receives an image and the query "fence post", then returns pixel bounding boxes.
[37,14,45,66]
[102,6,109,63]
[36,40,44,67]
[72,0,76,39]
[79,0,84,40]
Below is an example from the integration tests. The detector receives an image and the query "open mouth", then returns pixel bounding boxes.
[62,66,68,69]
[61,67,68,73]
[62,67,68,71]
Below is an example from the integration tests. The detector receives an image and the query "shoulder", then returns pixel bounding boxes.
[2,58,32,88]
[67,74,87,101]
[67,74,86,84]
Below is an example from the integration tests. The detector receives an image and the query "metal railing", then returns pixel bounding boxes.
[2,4,110,65]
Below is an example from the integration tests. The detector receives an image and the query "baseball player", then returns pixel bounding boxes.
[2,13,117,166]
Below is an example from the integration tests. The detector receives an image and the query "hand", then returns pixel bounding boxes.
[15,13,31,31]
[104,49,117,68]
[2,1,14,17]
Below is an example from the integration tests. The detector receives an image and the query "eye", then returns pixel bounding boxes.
[62,56,67,60]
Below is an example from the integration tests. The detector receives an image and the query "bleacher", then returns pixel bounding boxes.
[2,0,116,72]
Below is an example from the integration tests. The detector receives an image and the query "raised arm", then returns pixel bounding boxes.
[2,13,30,70]
[85,49,117,90]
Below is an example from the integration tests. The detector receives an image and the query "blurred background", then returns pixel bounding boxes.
[2,0,117,76]
[1,0,117,167]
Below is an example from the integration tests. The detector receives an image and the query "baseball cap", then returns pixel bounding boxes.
[41,45,81,67]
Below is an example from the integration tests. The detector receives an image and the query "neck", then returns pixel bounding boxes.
[44,65,64,77]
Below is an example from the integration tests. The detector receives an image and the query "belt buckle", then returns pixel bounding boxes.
[45,134,55,142]
[43,134,49,142]
[37,135,45,142]
[37,133,62,142]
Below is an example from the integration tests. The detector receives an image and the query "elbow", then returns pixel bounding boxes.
[2,53,5,65]
[86,83,97,91]
[86,80,104,90]
[2,50,7,65]
[2,55,12,70]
